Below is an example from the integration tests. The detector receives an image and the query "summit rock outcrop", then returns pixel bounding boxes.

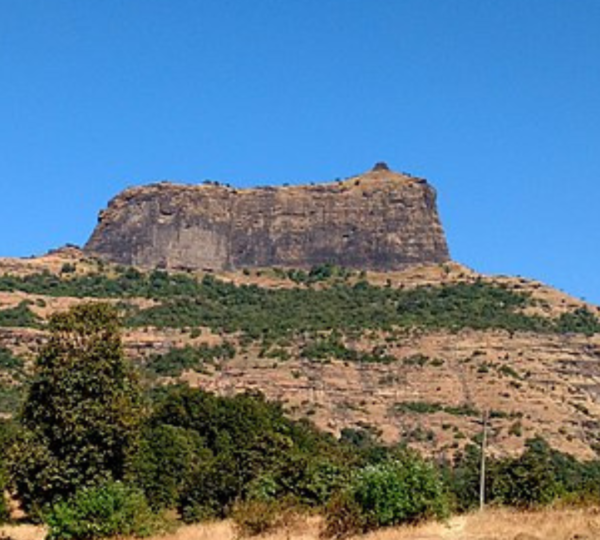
[84,166,450,271]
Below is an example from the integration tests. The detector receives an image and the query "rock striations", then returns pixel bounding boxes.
[84,165,450,271]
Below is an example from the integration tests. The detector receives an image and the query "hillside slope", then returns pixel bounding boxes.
[1,250,599,460]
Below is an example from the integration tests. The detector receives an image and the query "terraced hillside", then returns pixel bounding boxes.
[1,248,599,460]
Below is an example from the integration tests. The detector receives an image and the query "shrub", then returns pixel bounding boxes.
[0,267,565,337]
[0,468,8,523]
[395,401,479,417]
[231,499,297,537]
[44,481,160,540]
[0,347,24,370]
[444,444,481,512]
[445,438,589,511]
[352,457,448,527]
[302,335,394,364]
[321,490,367,539]
[324,453,448,536]
[146,342,235,376]
[145,387,348,521]
[0,302,40,328]
[0,384,23,415]
[0,496,7,525]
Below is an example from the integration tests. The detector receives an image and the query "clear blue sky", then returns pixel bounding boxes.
[1,1,599,304]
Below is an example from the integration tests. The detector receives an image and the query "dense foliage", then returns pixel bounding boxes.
[137,386,351,520]
[9,303,144,514]
[125,277,555,338]
[447,437,600,511]
[6,372,600,537]
[0,419,17,523]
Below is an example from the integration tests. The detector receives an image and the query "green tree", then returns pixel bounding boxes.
[9,303,143,514]
[487,437,560,507]
[132,424,210,510]
[0,419,17,523]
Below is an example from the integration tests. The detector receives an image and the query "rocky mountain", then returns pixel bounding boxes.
[84,164,450,272]
[1,165,600,461]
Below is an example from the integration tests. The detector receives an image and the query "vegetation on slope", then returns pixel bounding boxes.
[145,342,236,377]
[0,266,598,338]
[0,347,26,415]
[0,301,40,328]
[2,302,600,539]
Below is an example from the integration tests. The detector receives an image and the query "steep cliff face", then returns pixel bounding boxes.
[84,166,450,271]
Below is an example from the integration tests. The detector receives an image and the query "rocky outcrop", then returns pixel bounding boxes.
[84,165,450,271]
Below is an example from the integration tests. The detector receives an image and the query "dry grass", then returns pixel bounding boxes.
[152,507,600,539]
[150,520,236,540]
[458,506,600,539]
[0,524,46,540]
[3,507,600,540]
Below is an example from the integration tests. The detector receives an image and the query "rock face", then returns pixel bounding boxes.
[84,166,450,271]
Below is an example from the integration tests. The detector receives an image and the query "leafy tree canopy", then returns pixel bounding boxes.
[9,303,144,513]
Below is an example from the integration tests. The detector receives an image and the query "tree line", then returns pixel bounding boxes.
[1,303,600,540]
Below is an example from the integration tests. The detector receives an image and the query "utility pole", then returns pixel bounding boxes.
[479,409,489,510]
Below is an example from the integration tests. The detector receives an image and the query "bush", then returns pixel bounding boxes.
[321,490,367,539]
[44,481,160,540]
[150,388,297,520]
[352,457,448,527]
[445,438,590,511]
[555,307,600,335]
[444,444,481,512]
[231,499,297,537]
[146,342,236,377]
[144,387,349,521]
[0,302,40,328]
[0,467,8,523]
[394,401,479,417]
[0,347,24,370]
[324,453,448,536]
